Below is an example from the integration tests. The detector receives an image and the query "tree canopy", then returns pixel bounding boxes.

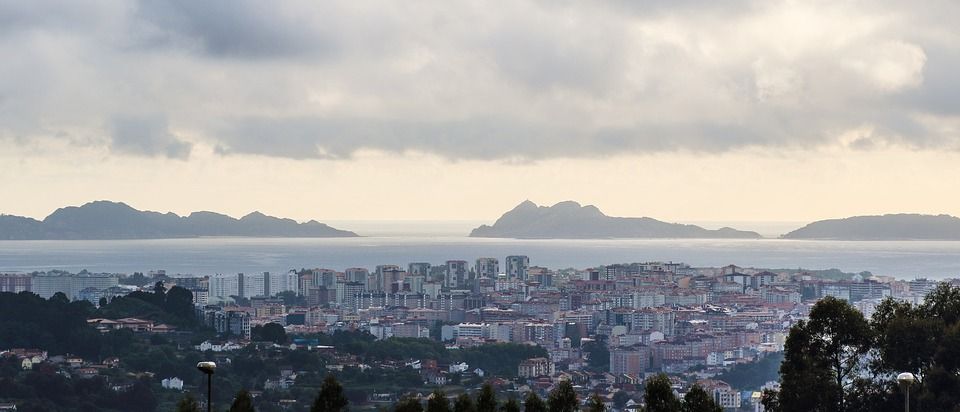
[767,285,960,412]
[311,375,349,412]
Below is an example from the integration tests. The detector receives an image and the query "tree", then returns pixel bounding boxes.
[427,389,450,412]
[806,296,872,411]
[176,394,201,412]
[396,396,424,412]
[774,319,841,412]
[547,380,578,412]
[612,391,630,409]
[118,377,158,412]
[681,386,721,412]
[229,389,256,412]
[476,383,498,412]
[582,337,610,372]
[644,374,679,412]
[524,392,546,412]
[164,286,196,322]
[454,393,476,412]
[311,375,349,412]
[154,281,166,298]
[587,393,605,412]
[253,323,288,344]
[774,297,871,412]
[502,397,520,412]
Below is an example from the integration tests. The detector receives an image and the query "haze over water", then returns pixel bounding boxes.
[1,236,958,280]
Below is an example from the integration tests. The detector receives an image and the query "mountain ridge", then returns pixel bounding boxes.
[781,213,960,240]
[0,201,358,240]
[469,201,762,239]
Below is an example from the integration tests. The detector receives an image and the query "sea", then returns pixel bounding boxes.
[1,219,959,279]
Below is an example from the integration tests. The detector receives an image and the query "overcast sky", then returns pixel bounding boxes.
[1,1,959,223]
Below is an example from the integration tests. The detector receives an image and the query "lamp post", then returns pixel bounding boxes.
[197,361,217,412]
[897,372,915,412]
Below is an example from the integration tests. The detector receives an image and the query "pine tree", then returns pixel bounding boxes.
[524,392,547,412]
[547,380,578,412]
[587,393,605,412]
[396,396,424,412]
[229,389,256,412]
[176,394,202,412]
[680,386,721,412]
[644,374,680,412]
[502,397,521,412]
[427,389,451,412]
[476,383,498,412]
[454,393,476,412]
[312,375,349,412]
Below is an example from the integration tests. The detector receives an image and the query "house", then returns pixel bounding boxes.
[75,368,100,378]
[449,362,469,373]
[162,377,184,390]
[66,357,84,368]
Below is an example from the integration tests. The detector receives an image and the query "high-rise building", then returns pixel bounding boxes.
[610,345,650,375]
[408,262,431,277]
[31,273,119,300]
[209,274,241,299]
[406,275,426,293]
[506,255,530,280]
[345,268,369,286]
[208,272,297,299]
[0,274,31,293]
[372,265,401,292]
[445,260,468,288]
[475,258,499,279]
[341,281,367,312]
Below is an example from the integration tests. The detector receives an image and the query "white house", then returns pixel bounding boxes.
[162,377,184,390]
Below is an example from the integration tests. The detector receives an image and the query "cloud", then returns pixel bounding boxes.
[0,0,959,161]
[110,115,192,159]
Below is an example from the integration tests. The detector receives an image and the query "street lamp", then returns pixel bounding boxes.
[897,372,915,412]
[197,361,217,412]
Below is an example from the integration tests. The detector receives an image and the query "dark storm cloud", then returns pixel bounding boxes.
[132,0,340,59]
[110,115,192,159]
[1,1,959,160]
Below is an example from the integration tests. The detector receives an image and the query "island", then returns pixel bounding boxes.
[0,200,358,239]
[469,200,761,239]
[781,213,960,240]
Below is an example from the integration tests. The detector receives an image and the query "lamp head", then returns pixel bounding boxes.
[897,372,915,386]
[196,361,217,374]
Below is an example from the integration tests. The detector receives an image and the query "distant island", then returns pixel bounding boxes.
[0,201,358,240]
[781,213,960,240]
[469,200,761,239]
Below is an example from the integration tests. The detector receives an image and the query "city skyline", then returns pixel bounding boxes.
[2,1,960,222]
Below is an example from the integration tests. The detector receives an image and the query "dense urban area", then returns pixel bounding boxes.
[1,257,957,411]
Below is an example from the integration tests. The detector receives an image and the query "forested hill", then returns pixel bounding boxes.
[781,213,960,240]
[0,200,358,239]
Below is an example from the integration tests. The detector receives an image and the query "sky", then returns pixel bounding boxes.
[1,1,959,223]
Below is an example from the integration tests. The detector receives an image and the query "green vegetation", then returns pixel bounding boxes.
[642,375,722,412]
[311,374,349,412]
[586,393,605,412]
[524,392,546,412]
[252,322,288,344]
[229,389,256,412]
[765,284,960,412]
[547,380,577,412]
[427,389,451,412]
[714,352,784,390]
[582,336,610,372]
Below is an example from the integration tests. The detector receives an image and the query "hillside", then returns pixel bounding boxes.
[0,201,358,239]
[469,201,761,239]
[782,214,960,240]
